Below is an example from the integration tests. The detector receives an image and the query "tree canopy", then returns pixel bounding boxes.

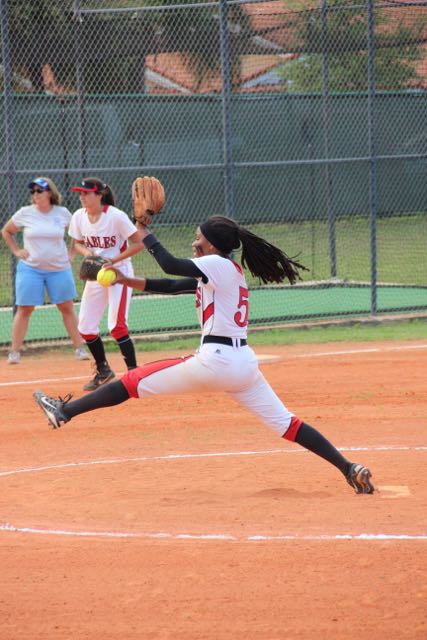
[278,1,426,92]
[2,0,250,94]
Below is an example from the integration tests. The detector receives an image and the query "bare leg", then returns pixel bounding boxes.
[57,300,85,348]
[11,305,34,351]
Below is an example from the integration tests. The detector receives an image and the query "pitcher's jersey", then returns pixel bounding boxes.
[191,254,249,339]
[69,205,137,266]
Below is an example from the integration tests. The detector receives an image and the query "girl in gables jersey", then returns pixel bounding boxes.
[68,177,143,391]
[35,215,374,494]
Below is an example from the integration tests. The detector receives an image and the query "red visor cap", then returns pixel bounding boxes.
[70,180,105,193]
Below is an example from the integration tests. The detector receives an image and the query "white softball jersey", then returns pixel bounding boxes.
[68,205,137,266]
[11,205,72,271]
[191,254,249,339]
[68,206,137,338]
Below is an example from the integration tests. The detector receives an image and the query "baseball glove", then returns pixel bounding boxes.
[132,175,165,225]
[79,255,109,281]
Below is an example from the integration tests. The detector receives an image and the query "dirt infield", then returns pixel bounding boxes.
[1,339,426,639]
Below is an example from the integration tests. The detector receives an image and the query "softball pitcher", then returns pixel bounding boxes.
[69,177,143,390]
[35,215,374,494]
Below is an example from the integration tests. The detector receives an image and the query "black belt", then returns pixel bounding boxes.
[203,335,247,347]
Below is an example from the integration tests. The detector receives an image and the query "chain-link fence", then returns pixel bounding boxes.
[1,0,426,346]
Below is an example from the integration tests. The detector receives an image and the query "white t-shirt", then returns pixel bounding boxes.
[191,254,249,339]
[11,204,72,271]
[69,205,137,266]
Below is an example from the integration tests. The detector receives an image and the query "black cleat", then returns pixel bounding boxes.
[83,365,115,391]
[33,390,72,429]
[346,463,375,494]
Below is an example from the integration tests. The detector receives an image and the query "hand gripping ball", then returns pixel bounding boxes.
[96,267,117,287]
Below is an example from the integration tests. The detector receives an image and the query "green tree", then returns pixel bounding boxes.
[279,1,426,92]
[2,0,249,95]
[1,0,74,92]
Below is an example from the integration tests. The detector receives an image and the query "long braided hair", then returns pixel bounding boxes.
[199,215,308,285]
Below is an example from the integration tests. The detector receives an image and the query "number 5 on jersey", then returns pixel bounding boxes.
[234,286,249,327]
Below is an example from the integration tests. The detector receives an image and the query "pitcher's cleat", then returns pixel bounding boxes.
[346,463,375,494]
[33,390,72,429]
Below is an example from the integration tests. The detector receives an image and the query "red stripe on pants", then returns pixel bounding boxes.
[282,416,302,442]
[110,285,129,340]
[80,333,98,342]
[121,356,193,398]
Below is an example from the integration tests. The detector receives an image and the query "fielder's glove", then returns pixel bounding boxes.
[79,255,109,281]
[132,175,165,226]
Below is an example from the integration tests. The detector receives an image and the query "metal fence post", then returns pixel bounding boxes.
[321,0,337,279]
[58,96,72,207]
[73,0,87,169]
[0,0,18,314]
[367,0,378,315]
[219,0,235,218]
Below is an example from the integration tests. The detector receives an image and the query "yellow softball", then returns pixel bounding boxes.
[97,267,117,287]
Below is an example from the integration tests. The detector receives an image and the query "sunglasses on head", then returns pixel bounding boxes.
[30,188,49,194]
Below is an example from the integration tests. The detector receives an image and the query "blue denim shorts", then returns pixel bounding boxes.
[16,261,77,306]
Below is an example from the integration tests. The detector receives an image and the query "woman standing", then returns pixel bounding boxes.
[69,177,143,391]
[34,215,374,494]
[1,177,88,364]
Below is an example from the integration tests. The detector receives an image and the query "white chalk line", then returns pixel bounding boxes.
[0,374,89,388]
[0,523,425,541]
[0,445,426,541]
[1,342,426,388]
[1,445,426,478]
[293,343,427,358]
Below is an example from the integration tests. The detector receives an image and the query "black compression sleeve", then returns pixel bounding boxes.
[64,380,130,418]
[295,422,350,475]
[144,278,198,295]
[143,234,207,281]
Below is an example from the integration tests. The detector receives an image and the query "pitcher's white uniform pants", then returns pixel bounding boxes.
[121,342,300,438]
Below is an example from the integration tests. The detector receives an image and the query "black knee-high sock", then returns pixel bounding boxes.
[85,336,108,368]
[64,380,130,419]
[295,422,351,476]
[116,334,137,369]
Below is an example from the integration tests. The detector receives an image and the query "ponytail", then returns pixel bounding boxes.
[100,184,115,207]
[239,226,308,285]
[200,215,308,285]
